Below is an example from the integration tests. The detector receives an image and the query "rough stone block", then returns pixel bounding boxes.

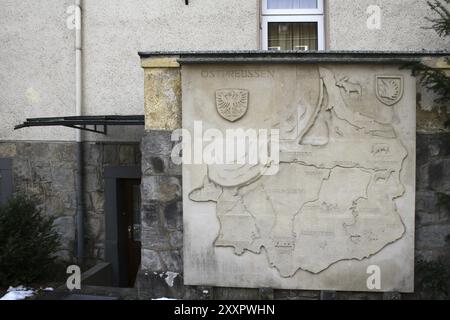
[48,143,76,162]
[87,215,103,240]
[62,192,77,211]
[141,131,174,156]
[163,200,182,231]
[320,291,337,300]
[53,216,75,246]
[416,135,430,167]
[415,190,448,226]
[335,291,382,300]
[51,165,75,192]
[160,250,183,273]
[141,225,171,250]
[142,155,166,175]
[417,210,448,226]
[141,249,163,271]
[84,143,102,165]
[137,270,184,300]
[141,176,181,202]
[103,144,119,165]
[416,190,439,213]
[274,290,320,300]
[142,200,161,228]
[167,158,182,176]
[429,159,450,194]
[416,164,430,191]
[259,288,274,300]
[28,143,50,159]
[89,191,104,212]
[32,162,52,183]
[416,224,450,249]
[383,292,402,300]
[12,158,31,181]
[45,194,66,217]
[119,145,136,165]
[183,286,213,300]
[417,133,450,160]
[84,166,103,192]
[144,68,181,131]
[213,287,259,300]
[169,230,183,249]
[0,143,17,157]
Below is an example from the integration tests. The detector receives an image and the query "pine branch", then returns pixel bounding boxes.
[425,0,450,37]
[408,62,450,104]
[402,0,450,124]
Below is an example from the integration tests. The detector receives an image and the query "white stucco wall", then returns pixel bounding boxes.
[327,0,450,50]
[0,0,76,141]
[81,0,259,142]
[0,0,447,142]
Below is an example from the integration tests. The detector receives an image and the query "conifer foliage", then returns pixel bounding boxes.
[408,1,450,113]
[0,195,61,286]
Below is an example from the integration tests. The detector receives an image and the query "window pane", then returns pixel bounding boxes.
[268,22,318,51]
[267,0,318,9]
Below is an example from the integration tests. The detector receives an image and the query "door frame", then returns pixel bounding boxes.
[104,166,141,287]
[0,158,13,205]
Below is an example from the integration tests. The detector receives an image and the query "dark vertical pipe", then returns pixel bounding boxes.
[75,0,84,265]
[76,142,84,264]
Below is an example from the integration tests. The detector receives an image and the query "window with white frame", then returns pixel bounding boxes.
[261,0,325,51]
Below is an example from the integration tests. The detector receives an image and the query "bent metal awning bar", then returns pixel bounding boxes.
[14,115,145,135]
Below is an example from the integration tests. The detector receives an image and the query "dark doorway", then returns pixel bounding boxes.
[117,179,141,287]
[104,166,141,287]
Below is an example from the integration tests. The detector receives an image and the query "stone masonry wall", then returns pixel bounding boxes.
[0,141,140,267]
[137,131,184,299]
[415,133,450,265]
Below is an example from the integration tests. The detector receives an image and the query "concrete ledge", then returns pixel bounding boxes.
[138,50,450,65]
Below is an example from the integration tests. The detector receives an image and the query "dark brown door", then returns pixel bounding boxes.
[118,179,141,287]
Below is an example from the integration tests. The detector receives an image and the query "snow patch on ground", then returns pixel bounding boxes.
[155,271,179,287]
[0,286,35,300]
[164,272,178,287]
[151,297,177,300]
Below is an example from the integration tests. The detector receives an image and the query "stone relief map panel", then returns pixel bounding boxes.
[182,64,415,292]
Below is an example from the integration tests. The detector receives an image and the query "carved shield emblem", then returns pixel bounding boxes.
[215,89,249,122]
[376,76,404,106]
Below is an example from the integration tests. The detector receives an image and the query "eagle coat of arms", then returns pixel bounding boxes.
[215,89,249,122]
[376,76,404,106]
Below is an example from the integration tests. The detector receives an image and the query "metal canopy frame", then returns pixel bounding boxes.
[14,115,144,135]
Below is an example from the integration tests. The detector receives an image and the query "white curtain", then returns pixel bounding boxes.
[268,22,318,50]
[267,0,317,9]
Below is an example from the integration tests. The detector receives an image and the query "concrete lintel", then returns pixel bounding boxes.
[141,56,180,68]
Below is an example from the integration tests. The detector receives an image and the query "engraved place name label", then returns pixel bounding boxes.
[201,69,275,79]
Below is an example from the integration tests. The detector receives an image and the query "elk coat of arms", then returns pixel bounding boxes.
[375,76,404,106]
[215,89,249,122]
